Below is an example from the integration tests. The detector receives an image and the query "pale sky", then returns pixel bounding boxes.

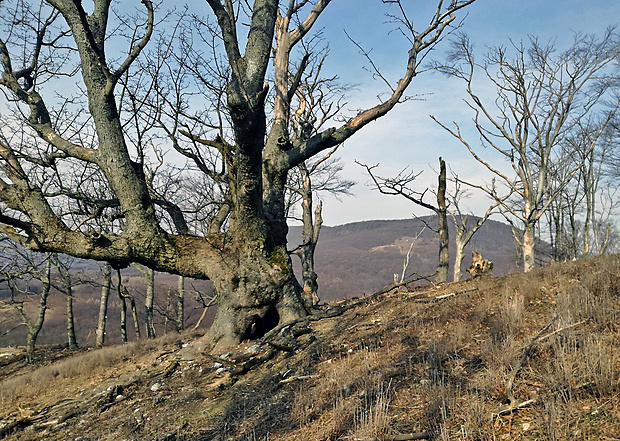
[297,0,620,226]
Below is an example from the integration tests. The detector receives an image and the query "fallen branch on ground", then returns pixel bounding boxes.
[497,318,588,419]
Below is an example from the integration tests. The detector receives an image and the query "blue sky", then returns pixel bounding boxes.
[300,0,620,226]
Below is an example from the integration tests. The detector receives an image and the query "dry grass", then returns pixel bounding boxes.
[1,255,620,440]
[0,332,186,414]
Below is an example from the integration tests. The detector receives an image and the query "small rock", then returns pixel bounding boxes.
[219,352,231,359]
[115,394,124,401]
[216,367,231,374]
[150,383,161,392]
[153,396,166,405]
[245,344,262,354]
[213,362,223,369]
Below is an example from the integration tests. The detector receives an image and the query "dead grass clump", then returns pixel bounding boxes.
[291,343,402,439]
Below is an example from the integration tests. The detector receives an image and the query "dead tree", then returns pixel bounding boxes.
[360,157,450,283]
[449,177,502,281]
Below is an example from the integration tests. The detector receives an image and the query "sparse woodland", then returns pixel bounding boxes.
[0,0,620,439]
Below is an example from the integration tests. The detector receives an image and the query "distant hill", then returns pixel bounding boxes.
[0,216,536,347]
[289,216,535,302]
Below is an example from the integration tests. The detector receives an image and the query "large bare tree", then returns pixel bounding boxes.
[433,31,620,271]
[0,0,475,348]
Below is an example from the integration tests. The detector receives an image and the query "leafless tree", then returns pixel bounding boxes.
[133,263,156,339]
[0,0,476,348]
[433,31,620,271]
[51,255,78,349]
[284,45,354,308]
[360,157,450,283]
[448,177,500,281]
[95,261,112,347]
[0,244,52,362]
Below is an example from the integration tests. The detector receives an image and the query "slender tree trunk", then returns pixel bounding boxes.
[25,259,52,362]
[96,262,111,347]
[297,164,322,308]
[177,275,184,333]
[66,280,78,349]
[145,267,155,338]
[436,158,449,283]
[123,288,141,340]
[116,269,128,343]
[133,264,156,338]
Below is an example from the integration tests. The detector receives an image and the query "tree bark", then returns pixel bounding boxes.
[177,275,185,333]
[297,164,322,308]
[523,220,536,272]
[145,267,155,338]
[125,289,141,340]
[436,158,449,283]
[453,230,466,282]
[65,277,78,350]
[134,264,156,339]
[116,270,128,343]
[96,262,111,347]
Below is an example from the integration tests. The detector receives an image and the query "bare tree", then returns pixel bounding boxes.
[51,255,78,349]
[448,177,500,281]
[0,0,476,348]
[0,246,52,362]
[95,262,112,347]
[134,264,156,339]
[360,157,450,283]
[177,275,185,333]
[433,31,620,271]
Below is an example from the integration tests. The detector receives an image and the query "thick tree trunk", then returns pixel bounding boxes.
[453,233,466,282]
[96,262,111,347]
[436,158,449,284]
[203,244,305,350]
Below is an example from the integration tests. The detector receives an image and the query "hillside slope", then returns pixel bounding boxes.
[1,254,619,440]
[290,216,536,301]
